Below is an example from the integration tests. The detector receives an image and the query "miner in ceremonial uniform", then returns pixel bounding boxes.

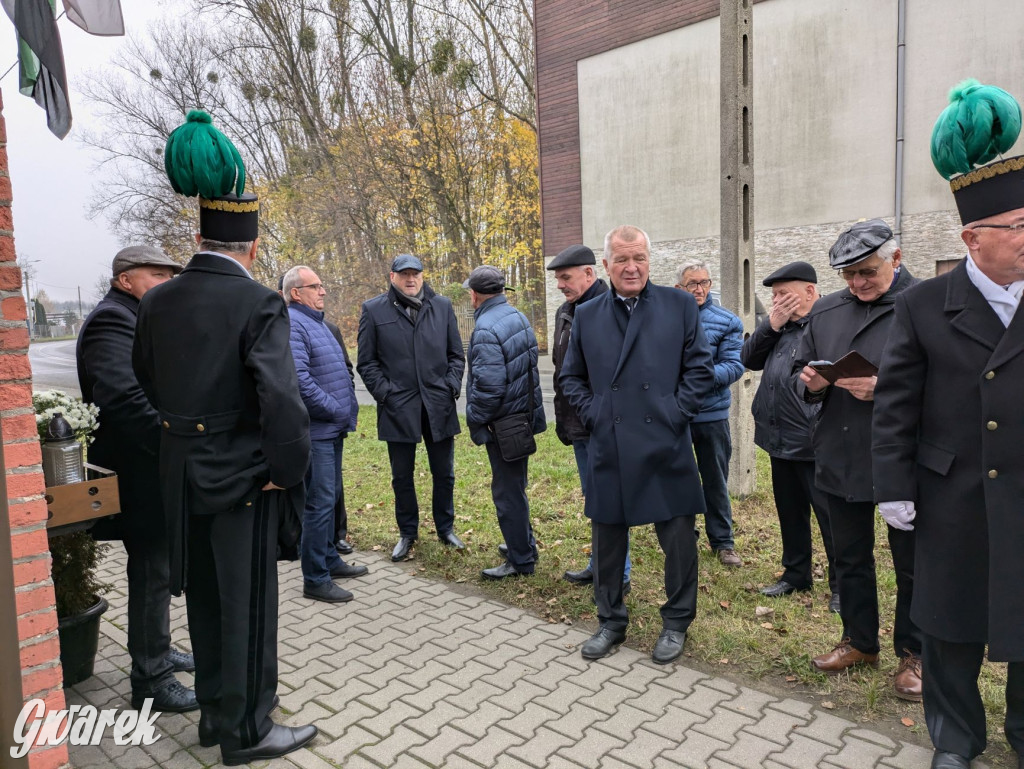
[132,111,315,765]
[873,81,1024,769]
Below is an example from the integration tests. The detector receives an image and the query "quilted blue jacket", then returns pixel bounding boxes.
[465,295,547,445]
[693,300,745,423]
[288,303,358,440]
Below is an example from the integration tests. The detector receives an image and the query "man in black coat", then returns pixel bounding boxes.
[561,225,714,665]
[741,261,838,612]
[796,219,922,702]
[76,245,197,713]
[133,195,316,763]
[357,254,466,562]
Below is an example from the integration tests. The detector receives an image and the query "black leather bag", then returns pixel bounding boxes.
[490,411,537,462]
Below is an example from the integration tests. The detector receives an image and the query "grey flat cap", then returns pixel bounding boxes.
[462,265,507,293]
[112,245,182,276]
[828,219,894,269]
[762,261,817,286]
[546,244,595,270]
[391,254,424,272]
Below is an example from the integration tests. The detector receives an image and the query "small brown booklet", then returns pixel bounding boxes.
[808,350,878,383]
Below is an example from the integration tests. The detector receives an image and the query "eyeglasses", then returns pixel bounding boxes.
[296,283,325,292]
[970,222,1024,233]
[683,279,712,291]
[838,266,883,280]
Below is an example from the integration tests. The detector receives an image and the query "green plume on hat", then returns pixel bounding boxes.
[930,79,1021,180]
[163,110,247,198]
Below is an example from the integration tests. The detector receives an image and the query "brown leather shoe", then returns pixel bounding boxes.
[716,548,742,567]
[811,638,879,674]
[894,652,923,702]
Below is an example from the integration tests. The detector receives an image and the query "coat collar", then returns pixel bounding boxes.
[611,281,653,382]
[104,287,140,314]
[184,252,253,279]
[943,258,1024,366]
[473,293,507,319]
[289,302,324,323]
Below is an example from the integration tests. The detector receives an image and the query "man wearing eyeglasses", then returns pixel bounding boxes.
[283,265,368,603]
[795,219,922,702]
[675,261,745,568]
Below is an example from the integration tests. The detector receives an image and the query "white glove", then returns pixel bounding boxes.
[878,501,916,531]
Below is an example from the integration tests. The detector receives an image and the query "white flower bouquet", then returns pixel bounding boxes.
[33,390,100,445]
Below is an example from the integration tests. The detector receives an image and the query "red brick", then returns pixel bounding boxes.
[0,148,9,179]
[0,203,12,231]
[0,325,29,350]
[3,412,38,439]
[17,611,58,645]
[16,585,57,616]
[10,526,48,561]
[0,235,15,262]
[13,556,52,589]
[0,262,21,289]
[0,175,12,202]
[27,744,70,769]
[3,440,42,470]
[8,497,47,527]
[19,636,60,669]
[0,352,33,380]
[2,294,26,321]
[7,470,46,499]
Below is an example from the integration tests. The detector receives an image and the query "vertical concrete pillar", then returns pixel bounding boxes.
[720,0,756,496]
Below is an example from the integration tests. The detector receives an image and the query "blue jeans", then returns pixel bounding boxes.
[301,435,345,587]
[574,439,631,581]
[691,419,735,550]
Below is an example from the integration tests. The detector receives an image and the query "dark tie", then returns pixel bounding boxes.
[624,297,638,313]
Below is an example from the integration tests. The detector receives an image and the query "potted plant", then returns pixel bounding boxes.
[34,390,111,687]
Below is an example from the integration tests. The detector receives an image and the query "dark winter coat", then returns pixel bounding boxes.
[288,302,358,440]
[464,294,546,446]
[742,315,818,460]
[693,300,745,423]
[551,278,608,445]
[795,266,919,502]
[559,282,715,526]
[76,288,163,538]
[133,253,310,594]
[872,261,1024,660]
[357,284,464,443]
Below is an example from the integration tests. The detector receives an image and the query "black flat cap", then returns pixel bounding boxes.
[391,254,424,272]
[829,219,894,269]
[462,265,506,293]
[762,261,817,286]
[546,244,595,270]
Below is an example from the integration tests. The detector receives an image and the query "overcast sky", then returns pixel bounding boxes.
[0,2,172,304]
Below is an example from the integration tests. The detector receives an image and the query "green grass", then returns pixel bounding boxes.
[342,405,1015,766]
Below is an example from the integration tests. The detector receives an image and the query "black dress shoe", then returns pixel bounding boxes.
[131,680,199,712]
[564,566,594,584]
[199,695,280,747]
[652,629,686,665]
[581,627,626,660]
[336,539,354,555]
[221,723,318,766]
[829,592,841,614]
[167,646,195,673]
[330,560,369,578]
[759,580,810,597]
[930,751,970,769]
[391,537,415,561]
[481,561,530,580]
[303,581,353,603]
[439,531,466,549]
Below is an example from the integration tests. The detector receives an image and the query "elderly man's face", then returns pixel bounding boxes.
[119,266,175,300]
[555,265,595,303]
[290,268,326,311]
[677,268,712,306]
[390,268,424,297]
[603,236,649,298]
[962,207,1024,286]
[839,250,900,303]
[771,280,817,320]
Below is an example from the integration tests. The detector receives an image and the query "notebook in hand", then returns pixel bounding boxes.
[808,350,879,384]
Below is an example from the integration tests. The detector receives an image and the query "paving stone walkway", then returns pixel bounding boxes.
[63,544,964,769]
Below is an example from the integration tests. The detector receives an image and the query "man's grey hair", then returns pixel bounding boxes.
[281,265,312,305]
[676,260,710,286]
[198,238,255,257]
[603,225,651,261]
[875,238,900,262]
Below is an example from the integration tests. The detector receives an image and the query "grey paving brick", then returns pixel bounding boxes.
[741,707,808,745]
[793,711,853,749]
[641,704,707,741]
[606,727,676,768]
[360,700,423,739]
[515,640,580,671]
[880,743,940,769]
[562,659,629,693]
[507,726,577,768]
[579,682,643,716]
[455,725,527,765]
[625,681,688,716]
[317,699,379,739]
[533,680,592,712]
[437,658,498,690]
[768,733,843,769]
[822,734,898,769]
[521,660,590,692]
[360,724,430,765]
[159,749,204,769]
[556,727,627,766]
[311,674,377,712]
[848,728,898,749]
[722,686,779,718]
[487,678,549,712]
[449,698,518,738]
[493,702,560,738]
[316,724,381,764]
[354,658,416,691]
[657,730,732,769]
[398,657,458,690]
[769,698,816,719]
[677,684,736,718]
[399,679,462,713]
[703,676,741,696]
[467,626,528,652]
[605,661,669,694]
[545,702,610,740]
[404,700,470,739]
[276,747,338,769]
[408,724,479,766]
[593,702,658,741]
[714,731,782,767]
[478,657,538,691]
[692,706,757,743]
[356,678,420,712]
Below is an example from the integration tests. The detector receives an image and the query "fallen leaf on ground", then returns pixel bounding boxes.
[785,675,797,682]
[719,658,730,664]
[755,606,775,617]
[821,701,836,710]
[719,600,731,609]
[901,717,915,727]
[760,622,774,629]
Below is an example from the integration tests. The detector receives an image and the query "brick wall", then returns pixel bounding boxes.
[0,90,70,769]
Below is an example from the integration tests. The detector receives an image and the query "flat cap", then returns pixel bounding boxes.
[762,261,817,286]
[112,245,182,277]
[546,244,595,270]
[462,265,507,293]
[391,254,424,273]
[828,219,894,269]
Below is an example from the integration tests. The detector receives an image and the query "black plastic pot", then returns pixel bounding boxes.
[57,595,109,687]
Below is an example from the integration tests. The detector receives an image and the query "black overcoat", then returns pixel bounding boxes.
[551,279,608,445]
[559,282,714,526]
[76,288,162,538]
[795,267,919,502]
[132,254,310,593]
[872,261,1024,661]
[357,284,465,443]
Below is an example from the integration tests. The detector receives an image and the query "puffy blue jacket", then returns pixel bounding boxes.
[288,303,358,440]
[693,300,744,423]
[465,295,546,445]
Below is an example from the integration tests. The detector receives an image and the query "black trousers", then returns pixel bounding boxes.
[334,438,348,543]
[388,424,455,540]
[593,515,698,634]
[771,458,836,592]
[826,493,921,657]
[122,530,176,695]
[922,634,1024,758]
[484,441,536,573]
[186,490,281,752]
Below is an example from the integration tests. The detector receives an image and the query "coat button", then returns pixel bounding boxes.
[985,371,995,380]
[644,416,652,423]
[611,383,620,391]
[197,424,205,432]
[642,383,649,390]
[614,416,621,424]
[162,420,170,429]
[245,501,253,507]
[842,426,849,432]
[988,469,998,479]
[987,421,998,431]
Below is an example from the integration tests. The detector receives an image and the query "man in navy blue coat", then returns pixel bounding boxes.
[561,225,715,664]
